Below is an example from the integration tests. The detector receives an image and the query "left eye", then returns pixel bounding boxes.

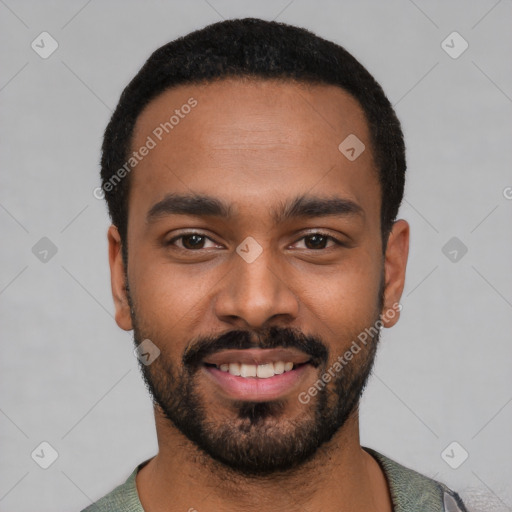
[293,233,339,250]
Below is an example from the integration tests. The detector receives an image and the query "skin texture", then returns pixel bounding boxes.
[107,78,409,512]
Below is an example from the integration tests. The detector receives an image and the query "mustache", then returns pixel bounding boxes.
[182,326,328,369]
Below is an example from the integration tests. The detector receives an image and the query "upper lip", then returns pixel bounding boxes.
[203,348,312,366]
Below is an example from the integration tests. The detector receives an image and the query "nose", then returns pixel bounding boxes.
[213,242,299,330]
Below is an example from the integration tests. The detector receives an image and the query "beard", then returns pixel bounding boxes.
[127,283,384,477]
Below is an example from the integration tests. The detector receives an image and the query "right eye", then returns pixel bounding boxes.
[166,232,221,251]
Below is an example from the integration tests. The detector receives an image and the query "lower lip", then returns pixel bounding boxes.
[202,364,311,402]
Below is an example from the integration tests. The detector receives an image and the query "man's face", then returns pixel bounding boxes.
[108,78,408,475]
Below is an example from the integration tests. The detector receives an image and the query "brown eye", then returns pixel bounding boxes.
[295,232,340,250]
[304,234,330,249]
[180,234,206,249]
[166,232,217,251]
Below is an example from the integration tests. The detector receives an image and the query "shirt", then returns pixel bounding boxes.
[81,446,469,511]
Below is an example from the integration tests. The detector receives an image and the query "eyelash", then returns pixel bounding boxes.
[165,231,344,251]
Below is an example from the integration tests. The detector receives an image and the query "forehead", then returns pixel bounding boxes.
[128,78,379,226]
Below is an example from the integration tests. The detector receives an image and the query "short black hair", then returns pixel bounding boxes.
[100,17,406,263]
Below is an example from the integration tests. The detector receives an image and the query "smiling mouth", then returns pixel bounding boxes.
[200,347,314,400]
[203,361,311,379]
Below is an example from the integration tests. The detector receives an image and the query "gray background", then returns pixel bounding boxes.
[1,1,511,511]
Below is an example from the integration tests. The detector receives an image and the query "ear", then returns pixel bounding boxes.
[107,225,133,331]
[381,219,409,328]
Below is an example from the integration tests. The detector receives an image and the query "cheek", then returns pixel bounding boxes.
[129,253,218,333]
[297,255,382,353]
[302,250,382,312]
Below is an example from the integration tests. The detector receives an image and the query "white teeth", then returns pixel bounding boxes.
[240,363,257,377]
[228,363,240,376]
[273,361,285,374]
[216,361,297,378]
[256,363,274,379]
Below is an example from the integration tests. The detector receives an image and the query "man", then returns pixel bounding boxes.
[84,17,469,512]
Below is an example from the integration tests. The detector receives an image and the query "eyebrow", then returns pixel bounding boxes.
[146,192,364,225]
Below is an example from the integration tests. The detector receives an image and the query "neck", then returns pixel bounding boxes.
[136,407,393,512]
